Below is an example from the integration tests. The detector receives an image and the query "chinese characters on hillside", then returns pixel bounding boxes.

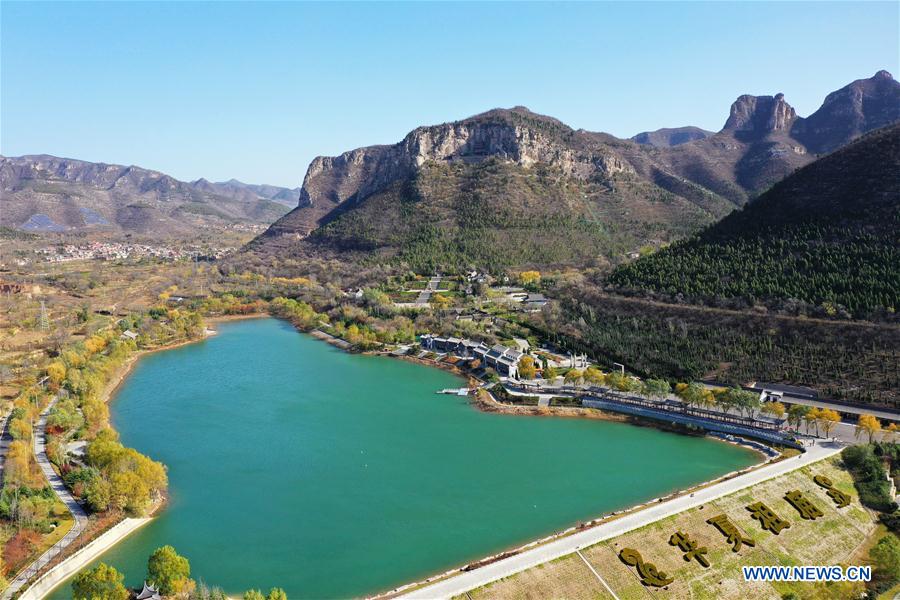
[617,473,851,587]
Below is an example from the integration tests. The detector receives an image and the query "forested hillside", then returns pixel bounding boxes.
[534,289,900,408]
[608,124,900,320]
[307,157,713,272]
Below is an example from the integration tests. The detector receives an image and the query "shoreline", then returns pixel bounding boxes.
[13,318,240,599]
[370,394,777,599]
[391,442,842,599]
[33,314,775,600]
[98,313,266,408]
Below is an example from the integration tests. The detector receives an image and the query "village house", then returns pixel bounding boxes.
[420,334,523,378]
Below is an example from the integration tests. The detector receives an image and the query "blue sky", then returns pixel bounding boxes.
[2,2,897,187]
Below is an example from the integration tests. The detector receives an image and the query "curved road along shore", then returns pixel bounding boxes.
[3,399,89,600]
[399,440,843,599]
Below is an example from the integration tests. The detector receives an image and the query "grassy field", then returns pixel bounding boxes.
[457,456,877,600]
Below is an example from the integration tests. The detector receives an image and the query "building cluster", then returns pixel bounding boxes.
[420,334,525,378]
[497,286,550,312]
[34,242,234,263]
[420,332,590,379]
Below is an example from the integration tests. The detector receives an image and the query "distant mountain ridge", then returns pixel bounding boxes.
[0,155,293,236]
[631,126,713,147]
[192,178,300,206]
[253,71,899,271]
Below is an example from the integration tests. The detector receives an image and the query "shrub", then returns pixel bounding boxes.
[842,445,898,513]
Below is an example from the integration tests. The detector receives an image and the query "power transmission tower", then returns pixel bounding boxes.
[38,300,50,331]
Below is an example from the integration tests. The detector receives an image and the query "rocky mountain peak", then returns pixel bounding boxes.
[723,93,797,136]
[292,108,635,232]
[791,70,900,153]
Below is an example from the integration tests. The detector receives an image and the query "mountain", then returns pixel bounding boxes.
[631,126,713,147]
[257,106,733,271]
[193,178,300,206]
[0,155,292,236]
[251,71,899,272]
[792,70,900,153]
[607,123,900,319]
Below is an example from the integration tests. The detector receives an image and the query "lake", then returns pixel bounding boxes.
[49,317,758,598]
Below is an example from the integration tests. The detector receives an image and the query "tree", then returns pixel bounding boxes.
[818,408,841,439]
[606,371,636,392]
[583,367,605,386]
[518,356,537,380]
[806,407,821,436]
[869,534,900,591]
[430,294,452,310]
[743,392,762,418]
[518,271,541,286]
[85,476,112,512]
[542,365,558,381]
[47,361,67,386]
[857,414,882,444]
[266,589,288,600]
[5,440,33,488]
[361,288,390,308]
[762,401,786,419]
[9,417,32,441]
[641,379,671,400]
[72,563,129,600]
[699,389,717,410]
[244,591,265,600]
[886,423,899,442]
[563,369,583,385]
[148,545,191,595]
[787,404,810,430]
[721,387,759,418]
[678,383,706,409]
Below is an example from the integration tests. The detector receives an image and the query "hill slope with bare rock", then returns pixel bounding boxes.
[0,155,293,237]
[249,71,899,272]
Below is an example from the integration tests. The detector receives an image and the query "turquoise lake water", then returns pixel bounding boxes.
[48,317,758,598]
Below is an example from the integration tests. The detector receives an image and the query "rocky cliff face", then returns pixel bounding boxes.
[723,93,797,137]
[792,70,900,153]
[281,107,635,236]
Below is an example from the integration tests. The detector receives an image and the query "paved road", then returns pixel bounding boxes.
[3,399,89,600]
[707,382,900,422]
[400,441,843,599]
[773,394,900,422]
